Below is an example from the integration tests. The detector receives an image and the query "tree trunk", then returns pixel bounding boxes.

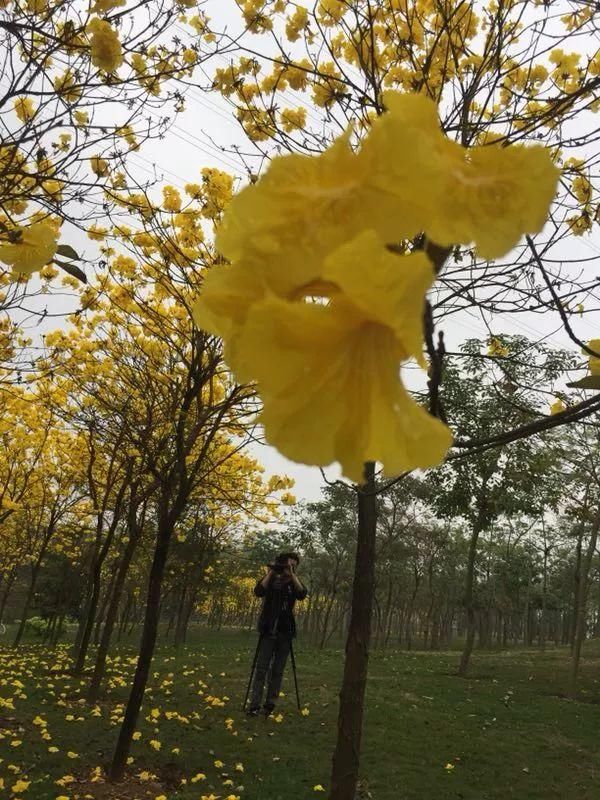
[73,510,123,675]
[540,546,549,650]
[94,566,118,647]
[52,614,66,647]
[571,528,585,653]
[118,593,132,642]
[87,517,142,704]
[0,567,17,626]
[330,463,377,800]
[13,532,51,649]
[458,524,482,677]
[523,570,532,646]
[180,590,197,644]
[319,589,338,650]
[173,583,188,648]
[569,509,600,699]
[109,510,172,781]
[13,565,39,648]
[43,613,56,645]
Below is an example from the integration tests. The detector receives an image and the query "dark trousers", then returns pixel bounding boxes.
[250,632,291,708]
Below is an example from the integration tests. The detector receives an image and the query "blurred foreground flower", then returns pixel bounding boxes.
[194,91,559,482]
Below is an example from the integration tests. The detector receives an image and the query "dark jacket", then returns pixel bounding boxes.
[254,574,308,638]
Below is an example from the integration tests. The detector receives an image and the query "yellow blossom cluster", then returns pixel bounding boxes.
[564,158,594,236]
[279,107,307,133]
[87,17,123,73]
[487,337,510,358]
[194,91,558,481]
[13,96,36,122]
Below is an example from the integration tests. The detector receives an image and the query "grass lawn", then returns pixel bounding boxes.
[0,628,599,799]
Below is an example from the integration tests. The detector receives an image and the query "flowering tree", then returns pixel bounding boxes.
[0,0,221,326]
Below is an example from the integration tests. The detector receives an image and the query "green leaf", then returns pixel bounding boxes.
[56,244,80,260]
[566,375,600,390]
[54,260,87,284]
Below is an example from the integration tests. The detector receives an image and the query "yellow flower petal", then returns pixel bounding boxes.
[366,91,559,260]
[236,295,451,482]
[192,261,265,340]
[585,339,600,375]
[215,128,430,297]
[322,230,433,366]
[0,222,59,276]
[427,139,559,260]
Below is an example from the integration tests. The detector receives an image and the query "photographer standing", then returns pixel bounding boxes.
[247,552,307,717]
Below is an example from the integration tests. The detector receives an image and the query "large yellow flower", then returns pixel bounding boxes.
[360,91,450,222]
[0,221,59,276]
[194,91,559,482]
[222,231,452,482]
[87,18,123,73]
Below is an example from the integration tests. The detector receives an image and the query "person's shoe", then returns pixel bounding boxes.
[263,702,275,717]
[246,706,260,717]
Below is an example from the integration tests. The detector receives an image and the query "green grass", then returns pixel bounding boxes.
[1,629,600,799]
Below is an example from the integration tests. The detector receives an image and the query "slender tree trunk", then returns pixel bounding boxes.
[73,509,124,674]
[319,591,337,650]
[117,593,132,642]
[0,567,17,626]
[523,570,532,646]
[109,509,173,781]
[384,589,396,647]
[181,591,197,644]
[13,532,51,649]
[94,567,118,647]
[13,565,39,648]
[458,524,482,677]
[173,583,188,648]
[405,597,417,650]
[381,578,394,648]
[73,582,93,656]
[540,547,549,650]
[43,613,56,645]
[571,529,584,653]
[569,510,600,699]
[88,519,142,704]
[52,614,66,647]
[166,604,177,638]
[330,463,376,800]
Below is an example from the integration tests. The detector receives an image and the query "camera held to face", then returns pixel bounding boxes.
[267,555,291,574]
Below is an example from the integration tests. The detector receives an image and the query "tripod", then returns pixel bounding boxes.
[242,634,301,711]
